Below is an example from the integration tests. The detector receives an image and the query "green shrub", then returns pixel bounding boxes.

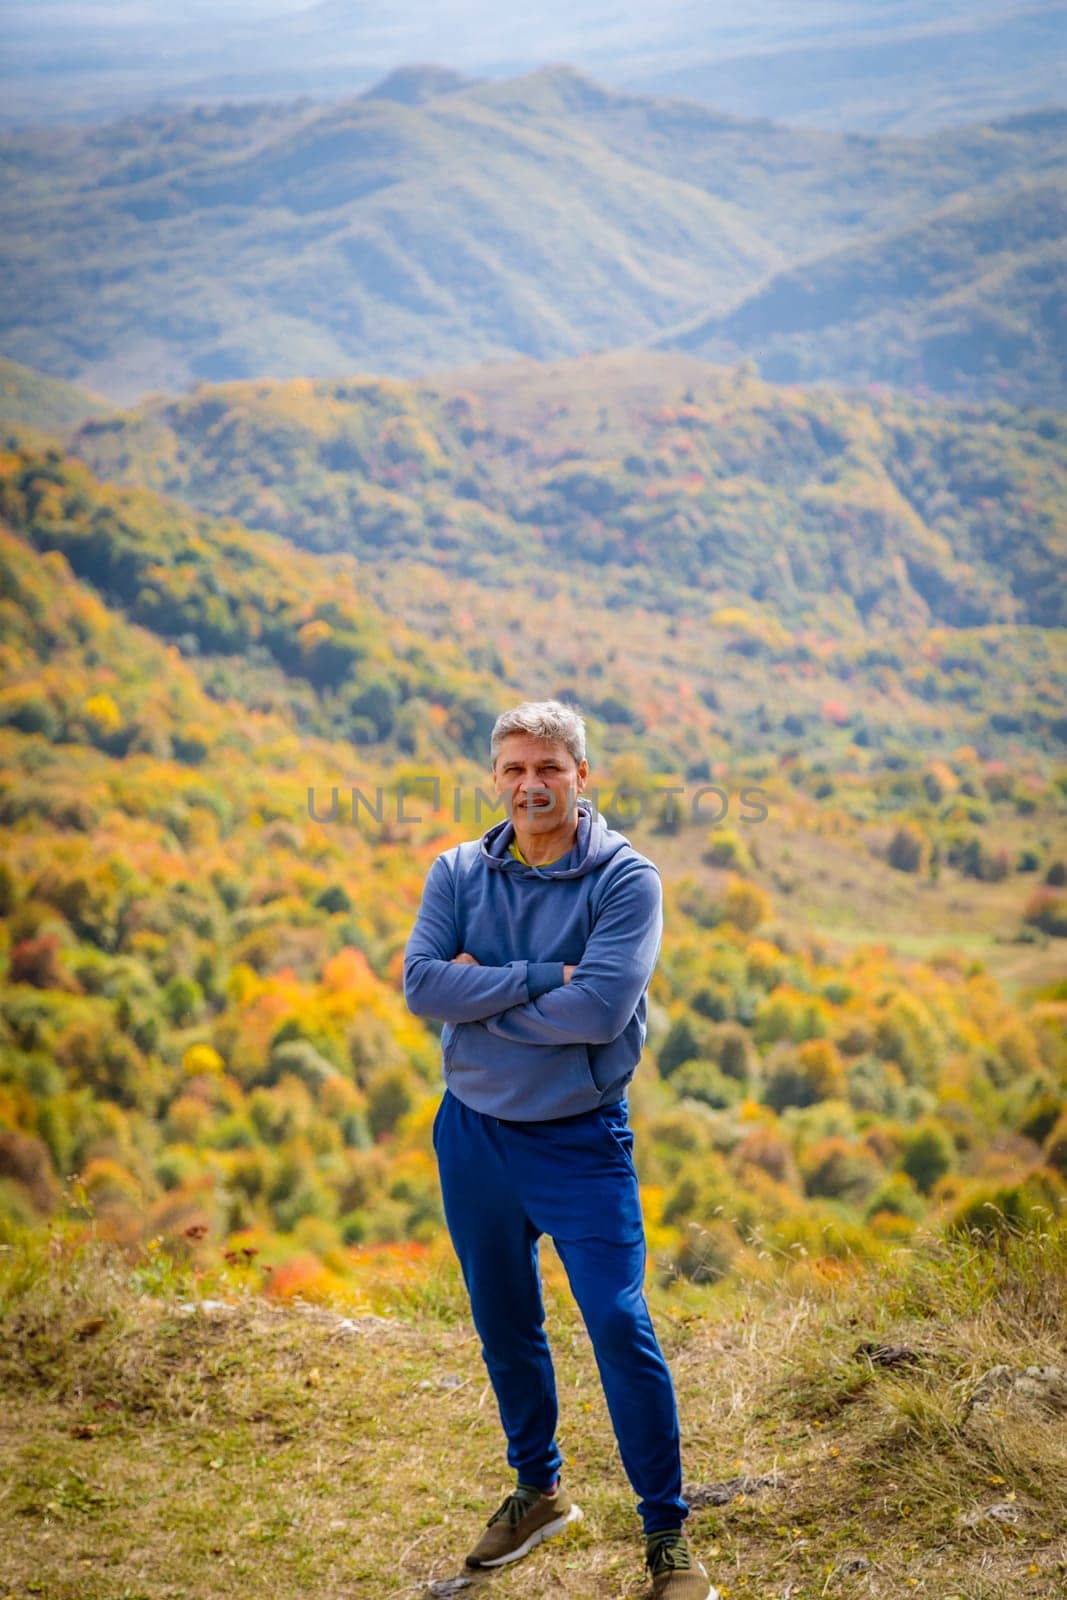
[946,1170,1066,1239]
[900,1120,955,1194]
[672,1059,743,1110]
[887,824,927,873]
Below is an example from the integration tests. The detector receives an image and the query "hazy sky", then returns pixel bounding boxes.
[2,0,1063,128]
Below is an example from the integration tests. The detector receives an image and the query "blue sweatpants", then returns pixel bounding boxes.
[432,1086,689,1535]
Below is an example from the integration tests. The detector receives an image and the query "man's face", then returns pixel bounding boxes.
[492,734,589,833]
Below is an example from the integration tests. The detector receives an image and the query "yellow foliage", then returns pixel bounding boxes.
[739,1097,776,1124]
[993,1023,1042,1077]
[711,606,758,631]
[83,692,122,734]
[388,1148,436,1188]
[0,1083,35,1129]
[724,878,772,932]
[227,963,262,1006]
[798,1038,843,1078]
[746,939,784,982]
[182,1043,224,1077]
[298,619,331,653]
[81,1157,143,1201]
[921,760,958,802]
[868,1210,918,1241]
[396,1095,440,1152]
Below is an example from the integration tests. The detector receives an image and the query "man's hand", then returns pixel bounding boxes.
[563,965,576,984]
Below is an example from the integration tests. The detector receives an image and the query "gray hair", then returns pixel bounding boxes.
[490,699,587,767]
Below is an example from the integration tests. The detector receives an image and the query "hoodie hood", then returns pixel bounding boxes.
[481,797,630,880]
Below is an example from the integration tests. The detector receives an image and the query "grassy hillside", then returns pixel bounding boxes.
[1,430,1065,1322]
[67,353,1067,637]
[2,73,1064,399]
[0,357,107,433]
[9,416,1065,778]
[0,439,507,757]
[0,1212,1064,1599]
[659,175,1067,406]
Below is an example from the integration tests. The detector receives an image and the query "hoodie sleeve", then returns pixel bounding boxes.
[481,863,662,1047]
[403,853,566,1023]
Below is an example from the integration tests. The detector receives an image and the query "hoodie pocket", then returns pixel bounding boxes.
[442,1022,463,1073]
[444,1025,603,1120]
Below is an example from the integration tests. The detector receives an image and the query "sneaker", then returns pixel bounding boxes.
[646,1530,719,1599]
[465,1481,583,1568]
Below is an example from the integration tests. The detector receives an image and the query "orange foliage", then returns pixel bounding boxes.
[264,1253,347,1304]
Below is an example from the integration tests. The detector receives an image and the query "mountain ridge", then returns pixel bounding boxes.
[3,0,1064,131]
[655,176,1067,405]
[2,71,1063,403]
[62,350,1067,632]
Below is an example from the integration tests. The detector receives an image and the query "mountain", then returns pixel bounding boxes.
[0,357,107,433]
[360,65,480,105]
[1,73,1063,401]
[67,352,1067,633]
[3,350,1063,776]
[656,173,1067,407]
[2,1,1064,132]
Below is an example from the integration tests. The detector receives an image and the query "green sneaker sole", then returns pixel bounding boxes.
[465,1502,583,1568]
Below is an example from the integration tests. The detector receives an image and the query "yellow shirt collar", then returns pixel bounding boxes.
[508,839,569,868]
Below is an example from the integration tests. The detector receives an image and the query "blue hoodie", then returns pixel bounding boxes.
[403,798,663,1121]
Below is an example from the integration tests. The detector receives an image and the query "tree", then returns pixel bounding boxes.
[672,1059,742,1110]
[1024,889,1067,937]
[900,1120,955,1194]
[888,824,927,874]
[763,1039,845,1111]
[658,1015,714,1078]
[9,934,79,992]
[801,1137,881,1203]
[723,880,771,933]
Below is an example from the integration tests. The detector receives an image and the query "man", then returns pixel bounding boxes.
[404,699,717,1600]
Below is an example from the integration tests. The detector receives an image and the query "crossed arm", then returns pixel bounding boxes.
[402,853,663,1047]
[453,950,577,981]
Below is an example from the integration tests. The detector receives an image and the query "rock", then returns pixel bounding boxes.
[960,1500,1021,1527]
[836,1557,871,1574]
[425,1578,476,1596]
[965,1364,1067,1422]
[683,1472,783,1508]
[178,1299,234,1316]
[333,1313,397,1335]
[852,1341,924,1368]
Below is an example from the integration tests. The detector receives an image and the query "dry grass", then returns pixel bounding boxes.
[0,1223,1065,1600]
